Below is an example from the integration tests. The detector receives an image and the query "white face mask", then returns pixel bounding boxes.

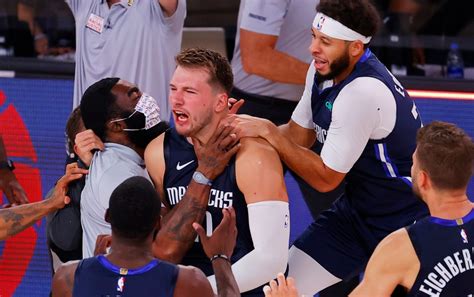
[109,93,161,131]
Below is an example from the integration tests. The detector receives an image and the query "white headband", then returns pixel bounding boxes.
[312,12,372,44]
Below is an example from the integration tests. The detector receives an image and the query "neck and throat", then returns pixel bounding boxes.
[425,190,473,220]
[106,236,155,269]
[185,110,228,145]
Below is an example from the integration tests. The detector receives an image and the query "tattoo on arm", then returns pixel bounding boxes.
[154,183,210,262]
[0,202,47,239]
[166,197,206,242]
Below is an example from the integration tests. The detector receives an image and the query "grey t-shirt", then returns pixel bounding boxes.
[231,0,316,101]
[80,143,151,257]
[67,0,186,119]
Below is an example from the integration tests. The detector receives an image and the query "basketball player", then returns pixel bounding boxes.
[145,48,290,296]
[351,121,474,296]
[226,0,428,294]
[52,176,240,297]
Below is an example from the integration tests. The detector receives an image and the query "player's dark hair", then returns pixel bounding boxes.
[316,0,381,38]
[416,121,474,190]
[176,48,233,95]
[65,107,84,155]
[108,176,161,241]
[80,77,120,141]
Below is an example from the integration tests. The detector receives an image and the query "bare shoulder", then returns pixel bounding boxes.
[237,137,279,159]
[144,133,166,191]
[52,260,80,297]
[371,228,413,266]
[367,228,419,287]
[351,228,419,296]
[173,265,214,297]
[145,133,166,161]
[236,138,287,203]
[55,260,80,280]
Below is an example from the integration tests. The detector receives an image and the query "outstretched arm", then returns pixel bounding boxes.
[146,125,240,263]
[0,163,87,240]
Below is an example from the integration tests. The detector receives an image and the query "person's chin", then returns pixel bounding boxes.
[175,126,191,137]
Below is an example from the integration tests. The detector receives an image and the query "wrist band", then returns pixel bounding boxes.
[192,171,213,186]
[210,254,230,262]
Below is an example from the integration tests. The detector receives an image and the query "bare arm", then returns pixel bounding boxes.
[0,135,28,205]
[194,207,239,297]
[0,163,87,240]
[278,120,316,148]
[146,127,240,263]
[240,29,309,85]
[52,261,79,297]
[174,266,215,297]
[230,115,345,192]
[158,0,178,17]
[207,138,289,292]
[350,228,419,297]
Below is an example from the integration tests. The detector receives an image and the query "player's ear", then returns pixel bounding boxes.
[105,208,111,223]
[349,40,364,57]
[215,93,228,113]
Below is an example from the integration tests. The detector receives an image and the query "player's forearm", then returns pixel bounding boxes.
[0,199,55,240]
[212,259,240,297]
[264,129,336,192]
[243,48,309,85]
[153,181,210,263]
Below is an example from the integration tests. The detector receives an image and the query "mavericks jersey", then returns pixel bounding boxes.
[407,208,474,296]
[73,255,178,297]
[310,49,427,235]
[163,129,263,295]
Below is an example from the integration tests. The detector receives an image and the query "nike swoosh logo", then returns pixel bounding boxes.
[176,160,195,171]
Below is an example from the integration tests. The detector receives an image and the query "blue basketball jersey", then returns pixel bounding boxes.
[407,208,474,296]
[310,49,427,234]
[72,255,178,297]
[163,129,263,296]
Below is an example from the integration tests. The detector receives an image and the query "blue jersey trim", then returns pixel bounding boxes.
[429,208,474,226]
[97,255,160,275]
[374,143,413,187]
[358,48,372,63]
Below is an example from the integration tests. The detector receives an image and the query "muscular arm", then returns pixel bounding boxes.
[208,138,289,293]
[174,266,216,297]
[0,135,28,204]
[267,121,345,192]
[146,131,239,264]
[0,163,86,240]
[0,199,55,240]
[350,228,419,297]
[240,29,309,85]
[153,181,212,263]
[146,135,208,263]
[52,261,79,297]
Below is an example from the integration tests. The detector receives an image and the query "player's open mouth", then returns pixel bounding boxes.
[314,58,328,70]
[173,110,189,123]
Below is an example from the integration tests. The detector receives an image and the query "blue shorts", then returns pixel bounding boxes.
[293,196,383,280]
